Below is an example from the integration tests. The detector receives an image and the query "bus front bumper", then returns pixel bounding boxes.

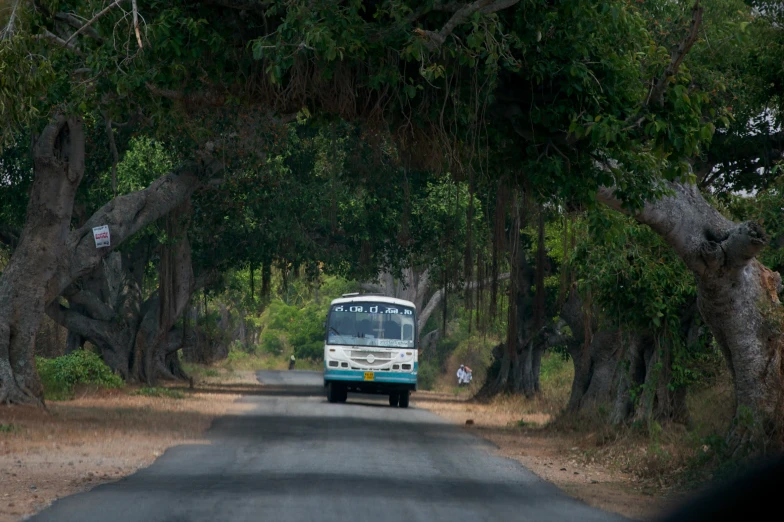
[324,367,417,393]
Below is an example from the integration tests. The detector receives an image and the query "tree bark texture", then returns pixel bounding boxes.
[46,158,221,305]
[0,117,85,404]
[47,230,197,383]
[599,181,783,449]
[557,287,693,427]
[478,242,543,398]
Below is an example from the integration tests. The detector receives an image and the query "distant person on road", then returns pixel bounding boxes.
[456,364,466,386]
[289,355,296,370]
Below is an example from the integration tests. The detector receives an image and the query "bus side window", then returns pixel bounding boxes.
[402,324,413,341]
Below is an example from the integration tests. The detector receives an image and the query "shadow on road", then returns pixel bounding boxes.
[86,468,554,507]
[171,384,325,398]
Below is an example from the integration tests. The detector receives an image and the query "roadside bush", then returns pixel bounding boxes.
[37,350,124,400]
[418,361,439,390]
[260,329,286,355]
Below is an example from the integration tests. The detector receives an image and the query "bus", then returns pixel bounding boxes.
[323,293,417,407]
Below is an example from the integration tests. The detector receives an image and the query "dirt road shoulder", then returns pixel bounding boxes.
[0,370,258,522]
[415,391,674,521]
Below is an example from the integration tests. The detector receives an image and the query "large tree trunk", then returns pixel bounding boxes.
[46,241,149,380]
[558,286,693,427]
[47,230,197,384]
[599,181,784,451]
[136,223,195,384]
[0,117,85,404]
[478,235,542,398]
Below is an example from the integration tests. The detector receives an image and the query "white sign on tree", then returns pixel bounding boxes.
[92,225,111,248]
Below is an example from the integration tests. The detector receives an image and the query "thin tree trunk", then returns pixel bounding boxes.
[0,116,85,405]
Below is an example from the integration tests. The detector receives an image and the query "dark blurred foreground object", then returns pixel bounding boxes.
[659,455,784,522]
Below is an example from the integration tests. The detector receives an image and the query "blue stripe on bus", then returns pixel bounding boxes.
[324,368,417,384]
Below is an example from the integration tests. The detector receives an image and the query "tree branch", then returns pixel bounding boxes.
[648,0,704,107]
[1,0,21,40]
[36,29,85,56]
[597,179,768,276]
[360,282,384,293]
[102,111,119,197]
[46,301,117,349]
[63,0,126,46]
[414,0,520,52]
[46,158,223,304]
[55,12,105,42]
[131,0,143,48]
[67,290,116,322]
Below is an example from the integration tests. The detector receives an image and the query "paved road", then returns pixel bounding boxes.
[30,370,628,522]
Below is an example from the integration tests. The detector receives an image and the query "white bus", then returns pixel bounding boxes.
[323,293,417,407]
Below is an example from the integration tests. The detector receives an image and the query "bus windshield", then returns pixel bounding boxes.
[327,302,416,348]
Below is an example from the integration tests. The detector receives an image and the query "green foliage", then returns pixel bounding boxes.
[0,34,55,148]
[133,387,187,399]
[573,208,695,331]
[0,423,16,433]
[412,174,488,284]
[288,303,327,360]
[36,350,124,401]
[417,361,439,391]
[260,329,286,356]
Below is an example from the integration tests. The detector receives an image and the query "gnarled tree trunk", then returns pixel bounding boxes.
[0,117,85,404]
[558,286,694,427]
[46,240,150,380]
[47,228,198,384]
[599,181,784,452]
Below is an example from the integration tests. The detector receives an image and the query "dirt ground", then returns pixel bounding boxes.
[414,391,675,521]
[0,370,258,522]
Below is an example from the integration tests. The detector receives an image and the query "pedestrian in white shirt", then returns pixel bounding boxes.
[456,364,466,386]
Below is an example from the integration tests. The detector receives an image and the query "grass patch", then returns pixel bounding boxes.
[37,350,124,401]
[218,346,322,372]
[182,363,221,381]
[133,387,187,399]
[0,423,17,433]
[537,352,574,414]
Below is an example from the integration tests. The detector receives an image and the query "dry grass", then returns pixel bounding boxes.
[196,351,322,373]
[0,371,260,522]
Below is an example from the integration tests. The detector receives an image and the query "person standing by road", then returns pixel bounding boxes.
[456,364,466,386]
[289,355,296,370]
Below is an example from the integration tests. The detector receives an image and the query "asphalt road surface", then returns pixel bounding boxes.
[29,370,628,522]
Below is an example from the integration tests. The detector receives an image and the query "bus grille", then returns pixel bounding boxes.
[350,350,395,367]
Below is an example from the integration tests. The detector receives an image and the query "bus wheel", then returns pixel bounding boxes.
[398,390,410,408]
[338,385,348,403]
[388,393,399,407]
[327,382,341,403]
